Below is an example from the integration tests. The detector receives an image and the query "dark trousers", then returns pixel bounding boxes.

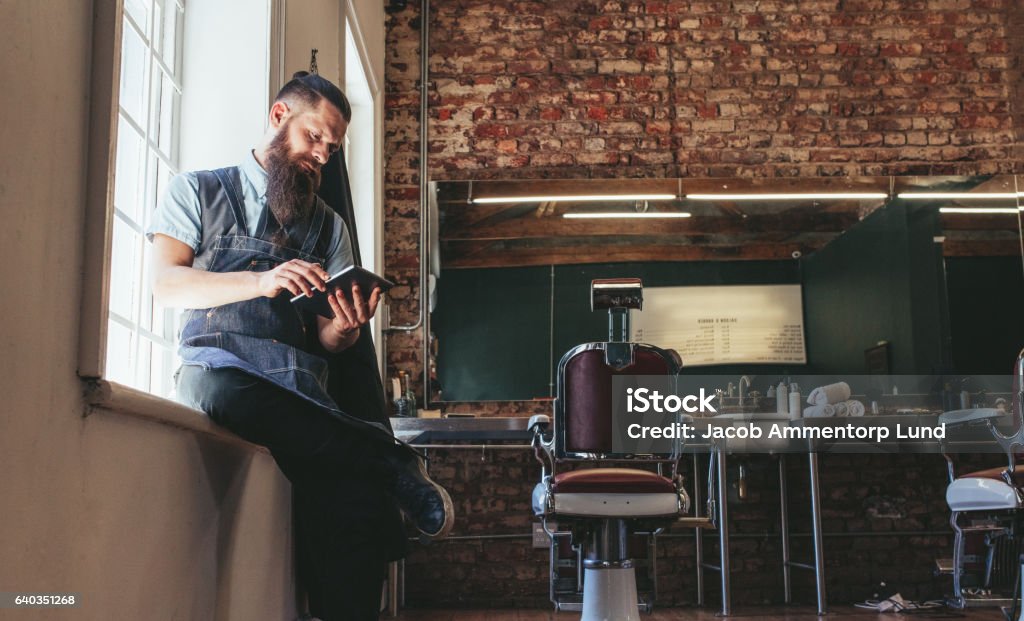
[177,365,407,621]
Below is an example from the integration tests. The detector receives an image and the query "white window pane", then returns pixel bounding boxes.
[159,2,181,72]
[151,67,179,158]
[144,151,160,226]
[149,158,175,230]
[114,117,146,223]
[139,242,156,333]
[119,21,150,127]
[148,338,176,398]
[137,338,152,392]
[151,1,163,55]
[105,319,136,386]
[124,0,150,37]
[110,217,142,320]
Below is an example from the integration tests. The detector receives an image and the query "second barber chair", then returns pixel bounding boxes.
[940,349,1024,610]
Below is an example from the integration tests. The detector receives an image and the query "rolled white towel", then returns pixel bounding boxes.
[843,399,865,417]
[807,381,851,406]
[803,404,836,418]
[833,402,849,417]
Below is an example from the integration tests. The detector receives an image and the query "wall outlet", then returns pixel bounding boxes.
[532,522,552,548]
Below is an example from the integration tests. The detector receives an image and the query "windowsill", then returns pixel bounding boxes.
[82,378,268,454]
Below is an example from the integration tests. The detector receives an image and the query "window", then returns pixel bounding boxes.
[106,0,184,398]
[344,14,386,371]
[344,18,378,271]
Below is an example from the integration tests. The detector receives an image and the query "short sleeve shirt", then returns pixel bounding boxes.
[146,150,355,275]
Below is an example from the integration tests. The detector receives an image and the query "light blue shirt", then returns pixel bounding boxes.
[147,151,354,275]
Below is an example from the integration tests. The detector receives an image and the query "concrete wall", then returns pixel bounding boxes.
[287,0,341,84]
[0,0,384,618]
[179,0,271,170]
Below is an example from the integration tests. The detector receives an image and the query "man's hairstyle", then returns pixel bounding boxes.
[274,71,352,122]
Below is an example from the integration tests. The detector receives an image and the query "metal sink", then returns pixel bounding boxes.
[710,410,792,421]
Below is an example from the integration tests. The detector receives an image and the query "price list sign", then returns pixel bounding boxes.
[631,284,807,366]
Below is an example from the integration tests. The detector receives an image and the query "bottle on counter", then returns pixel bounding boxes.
[788,387,802,420]
[394,371,411,417]
[403,371,418,418]
[777,380,789,415]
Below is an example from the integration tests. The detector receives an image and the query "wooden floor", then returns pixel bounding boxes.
[393,606,1008,621]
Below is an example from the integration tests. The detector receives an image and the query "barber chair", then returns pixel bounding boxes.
[530,279,692,619]
[940,349,1024,611]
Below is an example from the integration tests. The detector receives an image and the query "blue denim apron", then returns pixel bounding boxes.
[178,167,394,443]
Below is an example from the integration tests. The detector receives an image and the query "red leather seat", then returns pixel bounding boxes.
[551,468,676,494]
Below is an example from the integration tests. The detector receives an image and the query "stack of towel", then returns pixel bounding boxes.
[803,382,865,418]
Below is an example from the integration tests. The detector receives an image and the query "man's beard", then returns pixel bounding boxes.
[265,124,320,246]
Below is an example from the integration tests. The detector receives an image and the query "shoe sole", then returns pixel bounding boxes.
[411,457,455,540]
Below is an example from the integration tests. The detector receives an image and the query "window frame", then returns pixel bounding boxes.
[105,0,185,398]
[342,1,387,374]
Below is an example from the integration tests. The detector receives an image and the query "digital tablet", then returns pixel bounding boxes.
[290,265,395,318]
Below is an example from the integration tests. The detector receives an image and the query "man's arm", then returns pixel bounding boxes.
[151,234,331,309]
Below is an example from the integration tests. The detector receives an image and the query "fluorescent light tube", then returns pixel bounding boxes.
[939,207,1022,214]
[899,192,1019,199]
[563,212,692,219]
[685,193,888,200]
[470,194,677,204]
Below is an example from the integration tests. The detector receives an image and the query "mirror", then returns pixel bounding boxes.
[426,175,1024,403]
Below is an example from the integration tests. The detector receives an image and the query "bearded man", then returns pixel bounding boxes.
[147,72,452,621]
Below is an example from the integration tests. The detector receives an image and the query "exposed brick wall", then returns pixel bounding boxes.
[1009,1,1024,163]
[384,0,1024,389]
[403,448,993,608]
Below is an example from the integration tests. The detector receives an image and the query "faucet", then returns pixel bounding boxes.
[738,376,752,408]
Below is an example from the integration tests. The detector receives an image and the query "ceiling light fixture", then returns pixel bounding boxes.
[685,192,888,200]
[470,194,677,204]
[563,212,692,219]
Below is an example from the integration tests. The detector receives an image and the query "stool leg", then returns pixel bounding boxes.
[950,512,965,608]
[717,447,731,616]
[694,453,705,607]
[779,455,792,604]
[387,561,399,617]
[808,452,827,615]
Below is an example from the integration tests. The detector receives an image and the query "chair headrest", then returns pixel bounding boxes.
[591,278,643,311]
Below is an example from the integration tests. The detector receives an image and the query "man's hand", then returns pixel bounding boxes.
[257,259,330,299]
[318,284,382,352]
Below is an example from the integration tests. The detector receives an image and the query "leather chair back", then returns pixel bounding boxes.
[555,342,678,459]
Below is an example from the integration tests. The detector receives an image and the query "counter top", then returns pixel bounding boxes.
[391,416,532,445]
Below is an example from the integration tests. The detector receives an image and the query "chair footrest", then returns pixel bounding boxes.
[675,517,715,529]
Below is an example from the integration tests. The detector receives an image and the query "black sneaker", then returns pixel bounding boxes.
[392,455,454,540]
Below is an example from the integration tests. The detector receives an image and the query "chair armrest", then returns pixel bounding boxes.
[529,414,553,475]
[938,407,1006,429]
[528,414,551,434]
